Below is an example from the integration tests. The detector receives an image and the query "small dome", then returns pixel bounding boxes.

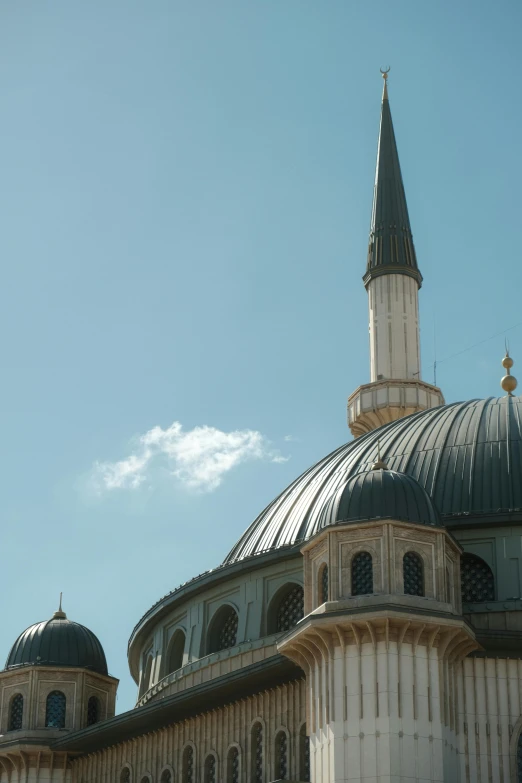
[5,608,108,676]
[318,468,441,528]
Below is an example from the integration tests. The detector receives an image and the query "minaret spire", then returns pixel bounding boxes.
[347,72,444,437]
[364,68,422,292]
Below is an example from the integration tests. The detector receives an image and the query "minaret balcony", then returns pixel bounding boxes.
[348,378,445,438]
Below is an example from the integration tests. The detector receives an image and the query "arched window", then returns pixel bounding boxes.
[252,722,263,783]
[227,747,239,783]
[139,653,153,698]
[120,769,131,783]
[517,730,522,782]
[351,552,373,596]
[299,725,310,782]
[8,693,23,731]
[87,695,99,726]
[160,771,173,783]
[140,777,151,783]
[183,745,194,783]
[403,552,424,597]
[269,584,304,633]
[275,731,288,780]
[45,690,66,728]
[167,629,186,674]
[208,605,239,654]
[320,564,329,604]
[204,755,216,783]
[461,553,495,602]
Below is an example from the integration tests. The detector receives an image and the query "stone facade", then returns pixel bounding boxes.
[0,664,117,782]
[132,556,303,704]
[70,679,306,783]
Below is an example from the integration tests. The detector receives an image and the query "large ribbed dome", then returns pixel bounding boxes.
[318,469,440,528]
[224,396,522,563]
[5,610,108,675]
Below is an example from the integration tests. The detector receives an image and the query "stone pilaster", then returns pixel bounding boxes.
[279,612,477,783]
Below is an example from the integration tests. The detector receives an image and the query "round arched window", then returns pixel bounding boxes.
[275,731,288,780]
[351,552,373,596]
[275,585,304,632]
[321,565,329,603]
[204,755,216,783]
[45,690,66,728]
[167,629,186,674]
[403,552,424,597]
[183,745,194,783]
[227,747,239,783]
[87,695,99,726]
[461,553,494,602]
[252,723,263,783]
[208,606,239,653]
[8,694,23,731]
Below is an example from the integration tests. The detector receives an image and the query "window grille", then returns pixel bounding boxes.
[8,694,23,731]
[403,552,424,597]
[517,730,522,782]
[205,755,216,783]
[461,553,494,602]
[276,586,304,632]
[275,732,288,780]
[321,565,329,603]
[45,690,66,728]
[299,726,310,782]
[183,746,194,783]
[351,552,373,596]
[87,696,99,726]
[217,607,238,651]
[227,747,239,783]
[252,723,263,783]
[120,769,131,783]
[161,772,172,783]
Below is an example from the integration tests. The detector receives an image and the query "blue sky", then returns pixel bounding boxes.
[1,0,521,713]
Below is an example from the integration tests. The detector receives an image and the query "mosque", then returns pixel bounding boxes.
[1,73,522,783]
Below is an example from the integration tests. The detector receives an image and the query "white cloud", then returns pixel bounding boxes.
[91,421,288,494]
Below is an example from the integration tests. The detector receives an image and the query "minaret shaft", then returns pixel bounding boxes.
[369,273,421,381]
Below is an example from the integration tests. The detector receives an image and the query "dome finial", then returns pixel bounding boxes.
[380,66,390,100]
[53,592,67,620]
[501,345,518,397]
[371,439,388,470]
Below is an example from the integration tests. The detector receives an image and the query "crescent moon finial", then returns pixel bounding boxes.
[380,66,391,80]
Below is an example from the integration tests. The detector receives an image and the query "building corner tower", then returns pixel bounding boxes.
[348,74,444,437]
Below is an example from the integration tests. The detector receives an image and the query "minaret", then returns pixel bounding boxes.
[348,72,444,437]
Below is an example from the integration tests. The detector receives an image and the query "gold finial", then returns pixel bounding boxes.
[501,349,517,396]
[380,66,390,100]
[53,592,67,620]
[371,439,388,470]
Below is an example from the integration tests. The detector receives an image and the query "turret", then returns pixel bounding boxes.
[348,72,444,437]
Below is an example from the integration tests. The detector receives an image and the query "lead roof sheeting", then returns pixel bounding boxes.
[5,618,108,676]
[366,89,420,282]
[223,396,522,564]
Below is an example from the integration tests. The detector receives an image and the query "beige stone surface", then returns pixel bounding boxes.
[71,679,306,783]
